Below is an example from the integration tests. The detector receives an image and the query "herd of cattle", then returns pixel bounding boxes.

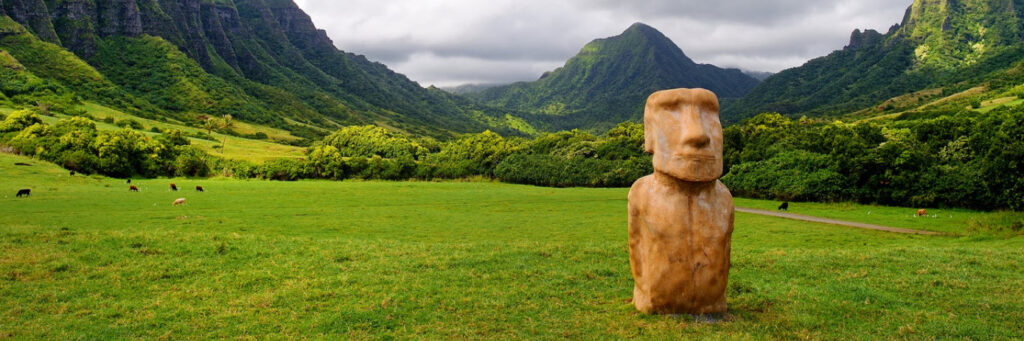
[10,167,942,215]
[13,170,203,206]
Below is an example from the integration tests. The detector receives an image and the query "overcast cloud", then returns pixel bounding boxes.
[292,0,910,87]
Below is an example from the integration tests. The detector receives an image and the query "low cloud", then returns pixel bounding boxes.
[294,0,910,87]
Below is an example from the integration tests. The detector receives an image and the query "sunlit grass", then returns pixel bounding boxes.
[1,153,1021,339]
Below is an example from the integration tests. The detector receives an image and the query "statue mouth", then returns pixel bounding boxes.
[673,154,718,162]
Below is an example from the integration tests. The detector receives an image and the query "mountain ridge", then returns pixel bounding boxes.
[1,0,526,138]
[469,23,760,132]
[724,0,1024,122]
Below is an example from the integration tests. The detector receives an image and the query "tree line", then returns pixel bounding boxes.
[2,105,1021,210]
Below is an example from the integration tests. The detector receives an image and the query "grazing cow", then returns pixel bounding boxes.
[16,189,30,197]
[170,183,178,191]
[126,179,132,184]
[778,202,789,211]
[69,170,76,176]
[173,198,187,206]
[916,209,927,217]
[195,186,204,192]
[130,185,139,192]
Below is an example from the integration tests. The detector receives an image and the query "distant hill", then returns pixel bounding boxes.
[0,0,527,138]
[743,71,775,81]
[442,83,506,95]
[725,0,1024,123]
[468,23,760,132]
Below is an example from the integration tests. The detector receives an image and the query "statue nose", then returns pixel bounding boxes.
[681,110,710,147]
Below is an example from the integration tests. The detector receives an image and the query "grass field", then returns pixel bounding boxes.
[1,153,1022,339]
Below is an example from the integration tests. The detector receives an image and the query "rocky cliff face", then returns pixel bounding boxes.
[0,0,504,136]
[2,0,59,43]
[724,0,1024,121]
[845,29,883,50]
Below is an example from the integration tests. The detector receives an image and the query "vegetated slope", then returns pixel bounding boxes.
[0,16,156,115]
[470,23,760,132]
[725,0,1024,123]
[0,0,524,137]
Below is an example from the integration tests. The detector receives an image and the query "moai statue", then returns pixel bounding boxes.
[628,88,735,315]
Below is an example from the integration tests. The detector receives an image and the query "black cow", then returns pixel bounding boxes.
[778,202,789,211]
[16,189,30,197]
[126,179,132,184]
[195,186,204,192]
[69,170,76,176]
[170,183,178,191]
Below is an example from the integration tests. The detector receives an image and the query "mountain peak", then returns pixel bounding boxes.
[624,22,657,34]
[894,0,1022,68]
[469,23,759,130]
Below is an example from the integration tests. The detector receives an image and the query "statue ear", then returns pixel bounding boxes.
[643,116,654,154]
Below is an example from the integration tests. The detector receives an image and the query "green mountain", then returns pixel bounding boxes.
[0,0,523,138]
[725,0,1024,123]
[469,23,760,132]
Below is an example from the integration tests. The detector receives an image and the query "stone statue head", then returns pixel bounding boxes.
[644,88,723,182]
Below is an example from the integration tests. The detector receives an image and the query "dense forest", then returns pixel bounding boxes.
[2,103,1021,210]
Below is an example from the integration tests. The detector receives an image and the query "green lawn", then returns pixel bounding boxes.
[1,153,1022,339]
[732,198,1001,235]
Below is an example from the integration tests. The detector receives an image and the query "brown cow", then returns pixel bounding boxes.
[129,185,139,192]
[173,198,187,206]
[170,183,178,191]
[916,209,927,217]
[195,186,204,192]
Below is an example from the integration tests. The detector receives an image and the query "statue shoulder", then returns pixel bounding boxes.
[628,175,655,204]
[715,180,734,208]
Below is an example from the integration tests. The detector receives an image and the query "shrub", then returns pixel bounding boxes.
[258,158,306,181]
[0,109,42,132]
[495,154,650,187]
[312,126,427,160]
[722,150,848,202]
[115,118,144,130]
[174,146,210,177]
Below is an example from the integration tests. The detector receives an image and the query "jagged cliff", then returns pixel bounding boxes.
[724,0,1024,121]
[0,0,513,137]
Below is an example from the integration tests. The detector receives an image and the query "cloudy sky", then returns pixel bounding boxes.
[293,0,910,87]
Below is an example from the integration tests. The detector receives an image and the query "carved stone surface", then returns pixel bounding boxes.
[628,88,735,315]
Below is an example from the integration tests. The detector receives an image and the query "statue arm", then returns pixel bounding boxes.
[627,186,645,282]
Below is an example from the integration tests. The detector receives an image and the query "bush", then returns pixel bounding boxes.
[0,109,42,132]
[313,126,427,160]
[174,146,210,177]
[115,118,144,130]
[722,151,848,201]
[495,154,650,187]
[258,158,307,181]
[969,99,982,109]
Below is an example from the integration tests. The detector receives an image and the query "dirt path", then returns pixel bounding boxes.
[735,207,943,236]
